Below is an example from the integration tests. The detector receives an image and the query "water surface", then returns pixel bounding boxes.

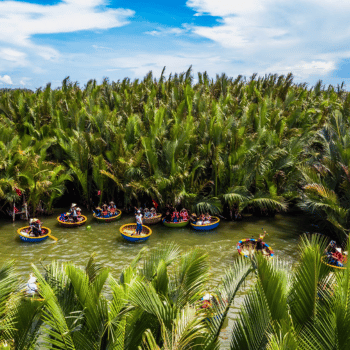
[0,211,316,347]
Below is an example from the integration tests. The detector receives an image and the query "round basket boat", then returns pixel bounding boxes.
[197,293,223,322]
[93,210,121,223]
[143,214,162,225]
[237,238,274,258]
[57,215,87,227]
[321,255,347,270]
[163,220,189,228]
[17,226,51,243]
[190,216,220,231]
[120,223,152,242]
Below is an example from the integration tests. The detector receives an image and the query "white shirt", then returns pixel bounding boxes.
[136,214,143,224]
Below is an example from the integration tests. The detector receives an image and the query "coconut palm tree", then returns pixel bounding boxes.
[227,234,350,350]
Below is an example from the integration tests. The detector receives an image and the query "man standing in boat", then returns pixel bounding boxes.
[135,210,143,235]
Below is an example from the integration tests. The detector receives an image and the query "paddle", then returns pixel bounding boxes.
[31,226,58,242]
[48,233,58,242]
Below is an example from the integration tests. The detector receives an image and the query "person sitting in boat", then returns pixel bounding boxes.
[144,208,151,218]
[180,209,189,221]
[325,240,337,255]
[200,293,218,310]
[256,238,264,252]
[327,246,344,267]
[196,213,205,225]
[94,207,102,217]
[163,210,172,223]
[135,210,143,235]
[203,213,211,224]
[69,203,77,213]
[30,219,42,237]
[333,248,344,266]
[190,213,197,224]
[102,204,109,218]
[71,206,78,222]
[200,293,213,309]
[26,273,38,296]
[256,231,267,252]
[150,207,156,218]
[172,209,179,222]
[109,201,116,215]
[76,207,81,216]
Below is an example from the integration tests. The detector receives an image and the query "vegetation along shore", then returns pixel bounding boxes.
[1,69,350,244]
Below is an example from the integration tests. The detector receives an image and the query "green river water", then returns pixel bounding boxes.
[0,210,318,345]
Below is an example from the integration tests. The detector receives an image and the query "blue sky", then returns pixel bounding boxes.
[1,0,350,89]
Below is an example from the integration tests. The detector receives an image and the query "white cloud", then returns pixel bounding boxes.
[0,75,13,84]
[107,53,226,79]
[0,48,27,66]
[0,0,134,62]
[19,77,31,86]
[186,0,350,78]
[266,60,336,79]
[145,27,188,37]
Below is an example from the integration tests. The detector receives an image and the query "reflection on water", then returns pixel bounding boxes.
[0,210,317,347]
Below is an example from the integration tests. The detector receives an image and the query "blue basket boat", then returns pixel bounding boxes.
[190,216,220,231]
[93,210,121,222]
[17,226,52,243]
[237,238,274,258]
[120,223,152,242]
[57,215,87,227]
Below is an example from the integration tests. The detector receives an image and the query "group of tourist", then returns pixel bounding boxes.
[325,240,346,267]
[190,213,212,225]
[59,203,82,222]
[143,207,158,218]
[94,202,118,218]
[163,208,189,223]
[28,218,44,237]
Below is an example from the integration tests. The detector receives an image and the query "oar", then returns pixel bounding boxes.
[48,233,58,242]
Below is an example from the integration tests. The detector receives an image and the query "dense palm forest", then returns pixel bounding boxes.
[1,69,350,241]
[1,235,350,349]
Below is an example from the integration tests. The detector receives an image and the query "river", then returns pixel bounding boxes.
[0,210,318,347]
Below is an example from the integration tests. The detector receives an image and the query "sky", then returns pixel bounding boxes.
[1,0,350,89]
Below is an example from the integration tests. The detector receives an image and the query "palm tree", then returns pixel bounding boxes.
[227,234,350,349]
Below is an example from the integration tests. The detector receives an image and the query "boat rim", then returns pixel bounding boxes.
[119,223,152,238]
[237,238,274,257]
[92,210,121,220]
[163,219,189,224]
[17,226,52,239]
[57,215,87,225]
[190,216,220,227]
[321,255,347,270]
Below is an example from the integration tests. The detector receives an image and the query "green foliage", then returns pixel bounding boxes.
[1,71,350,238]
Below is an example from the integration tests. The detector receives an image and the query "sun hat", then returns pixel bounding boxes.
[71,203,76,207]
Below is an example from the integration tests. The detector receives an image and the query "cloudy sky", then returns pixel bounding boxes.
[1,0,350,89]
